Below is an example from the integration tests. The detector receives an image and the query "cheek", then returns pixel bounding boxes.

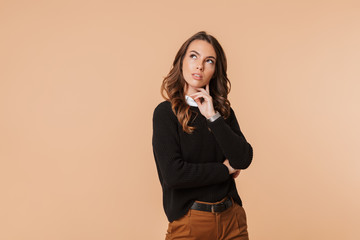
[207,68,216,79]
[185,60,194,72]
[182,60,189,73]
[182,61,193,80]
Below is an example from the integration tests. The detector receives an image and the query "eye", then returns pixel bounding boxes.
[190,54,197,59]
[207,59,214,64]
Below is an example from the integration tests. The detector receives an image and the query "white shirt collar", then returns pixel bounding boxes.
[185,95,198,107]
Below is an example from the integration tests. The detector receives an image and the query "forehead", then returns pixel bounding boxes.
[187,40,216,58]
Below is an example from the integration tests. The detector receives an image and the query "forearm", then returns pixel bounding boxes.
[153,150,230,189]
[207,113,253,169]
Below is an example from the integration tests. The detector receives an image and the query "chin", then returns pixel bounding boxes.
[189,83,204,89]
[190,79,206,86]
[184,76,208,90]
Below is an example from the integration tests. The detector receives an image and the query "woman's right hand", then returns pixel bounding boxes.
[223,159,238,175]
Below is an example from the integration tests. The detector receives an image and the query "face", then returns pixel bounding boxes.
[182,39,217,95]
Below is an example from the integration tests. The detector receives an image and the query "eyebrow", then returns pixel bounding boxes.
[190,50,216,60]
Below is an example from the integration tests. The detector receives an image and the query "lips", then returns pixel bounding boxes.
[192,73,203,80]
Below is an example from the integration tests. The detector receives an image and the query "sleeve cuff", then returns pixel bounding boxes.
[206,111,221,123]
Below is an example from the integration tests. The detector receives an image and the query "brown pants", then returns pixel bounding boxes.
[165,197,249,240]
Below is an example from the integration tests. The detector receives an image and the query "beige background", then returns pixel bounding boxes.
[1,0,359,239]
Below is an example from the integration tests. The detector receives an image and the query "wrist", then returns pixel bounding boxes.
[206,111,221,122]
[222,163,231,175]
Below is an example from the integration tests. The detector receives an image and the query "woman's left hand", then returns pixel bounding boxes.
[189,83,217,119]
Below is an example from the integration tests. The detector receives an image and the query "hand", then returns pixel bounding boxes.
[223,159,238,175]
[189,83,216,119]
[232,170,241,179]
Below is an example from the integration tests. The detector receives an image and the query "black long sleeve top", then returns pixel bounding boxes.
[152,100,253,222]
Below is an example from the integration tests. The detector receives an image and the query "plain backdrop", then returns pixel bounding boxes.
[1,0,359,239]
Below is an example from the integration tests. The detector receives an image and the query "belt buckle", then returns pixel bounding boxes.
[211,202,224,213]
[211,204,215,213]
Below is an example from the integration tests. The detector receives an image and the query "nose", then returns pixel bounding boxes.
[196,64,203,71]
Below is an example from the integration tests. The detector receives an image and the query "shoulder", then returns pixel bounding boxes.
[153,100,177,121]
[153,100,172,115]
[226,106,235,118]
[154,100,171,111]
[227,106,239,123]
[229,106,235,114]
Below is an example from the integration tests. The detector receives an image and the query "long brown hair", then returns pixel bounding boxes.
[161,31,231,134]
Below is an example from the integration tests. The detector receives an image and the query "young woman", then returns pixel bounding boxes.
[152,31,253,240]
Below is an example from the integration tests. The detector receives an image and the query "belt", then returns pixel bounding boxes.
[190,197,233,213]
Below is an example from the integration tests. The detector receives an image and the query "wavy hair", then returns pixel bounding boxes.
[161,31,231,134]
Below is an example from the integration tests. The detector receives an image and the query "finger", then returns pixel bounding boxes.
[206,83,210,94]
[189,92,203,97]
[191,92,211,102]
[196,87,210,96]
[192,90,210,100]
[194,98,201,104]
[193,95,210,104]
[233,170,241,178]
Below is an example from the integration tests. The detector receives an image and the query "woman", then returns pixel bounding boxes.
[152,31,253,240]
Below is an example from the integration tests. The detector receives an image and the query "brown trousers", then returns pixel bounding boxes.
[165,197,249,240]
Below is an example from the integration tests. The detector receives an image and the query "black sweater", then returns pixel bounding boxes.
[152,100,253,222]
